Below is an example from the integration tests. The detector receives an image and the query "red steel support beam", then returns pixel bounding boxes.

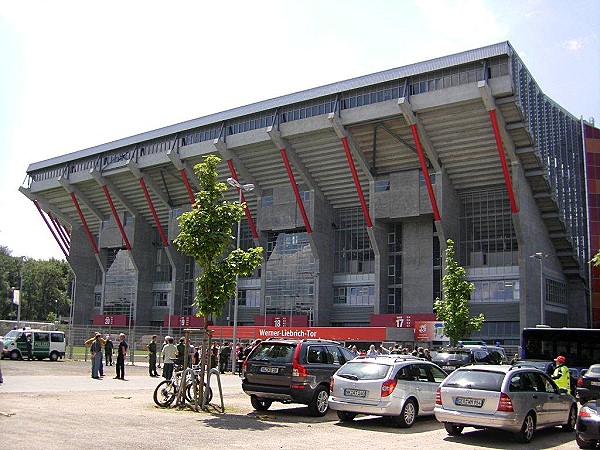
[69,192,99,254]
[409,125,441,222]
[226,159,259,239]
[488,109,519,214]
[340,137,373,228]
[280,148,313,234]
[33,201,69,258]
[179,168,196,204]
[48,212,71,250]
[138,177,169,248]
[102,185,132,250]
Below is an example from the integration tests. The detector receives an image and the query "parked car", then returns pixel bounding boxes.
[241,338,356,416]
[329,355,447,427]
[576,399,600,449]
[511,359,555,376]
[432,346,502,373]
[577,364,600,405]
[434,364,577,443]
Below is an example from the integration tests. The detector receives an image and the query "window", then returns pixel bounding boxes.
[375,179,390,192]
[94,294,101,308]
[261,188,273,207]
[154,248,172,283]
[153,292,169,307]
[51,333,64,343]
[332,286,375,305]
[333,207,374,274]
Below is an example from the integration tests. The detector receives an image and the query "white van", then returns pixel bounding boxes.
[1,328,66,361]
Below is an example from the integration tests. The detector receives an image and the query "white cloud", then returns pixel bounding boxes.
[563,38,584,51]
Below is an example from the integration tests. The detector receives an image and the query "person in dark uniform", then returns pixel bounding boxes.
[104,334,114,366]
[114,333,128,380]
[219,342,231,373]
[26,335,33,361]
[147,335,158,377]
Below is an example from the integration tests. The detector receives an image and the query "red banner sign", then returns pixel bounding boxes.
[414,321,447,342]
[92,314,129,326]
[205,326,387,342]
[370,314,437,328]
[163,315,206,328]
[254,315,309,327]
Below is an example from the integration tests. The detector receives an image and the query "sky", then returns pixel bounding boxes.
[0,0,598,261]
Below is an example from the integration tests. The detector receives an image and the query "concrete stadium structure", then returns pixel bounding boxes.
[21,42,599,345]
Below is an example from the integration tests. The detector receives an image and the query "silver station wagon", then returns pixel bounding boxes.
[434,365,577,443]
[329,355,448,427]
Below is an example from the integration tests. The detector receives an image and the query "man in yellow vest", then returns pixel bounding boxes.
[551,355,571,394]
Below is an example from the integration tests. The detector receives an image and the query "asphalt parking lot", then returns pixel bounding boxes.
[0,358,582,450]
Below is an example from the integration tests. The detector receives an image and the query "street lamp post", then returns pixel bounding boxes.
[227,177,255,373]
[530,252,546,325]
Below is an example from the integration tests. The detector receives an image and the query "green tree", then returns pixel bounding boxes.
[434,239,484,344]
[0,247,73,323]
[173,154,263,405]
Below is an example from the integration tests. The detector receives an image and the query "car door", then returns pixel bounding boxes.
[419,364,447,413]
[508,371,549,426]
[537,372,571,424]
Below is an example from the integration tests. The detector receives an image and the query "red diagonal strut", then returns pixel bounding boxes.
[226,159,259,239]
[48,212,71,250]
[409,125,441,221]
[33,201,69,258]
[488,109,519,214]
[138,177,169,247]
[280,148,312,234]
[340,137,373,228]
[68,192,99,254]
[179,169,196,204]
[102,185,132,250]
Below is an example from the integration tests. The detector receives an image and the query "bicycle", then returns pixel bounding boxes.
[153,363,213,407]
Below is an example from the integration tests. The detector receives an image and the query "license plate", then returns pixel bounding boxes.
[344,388,367,398]
[591,381,600,386]
[455,397,484,408]
[259,366,280,374]
[443,366,454,371]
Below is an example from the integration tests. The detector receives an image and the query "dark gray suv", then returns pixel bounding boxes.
[241,338,357,416]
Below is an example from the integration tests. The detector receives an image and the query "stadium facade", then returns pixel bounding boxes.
[21,42,600,345]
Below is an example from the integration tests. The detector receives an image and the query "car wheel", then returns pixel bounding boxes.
[10,350,20,361]
[336,411,357,422]
[250,395,272,411]
[575,434,597,449]
[444,423,464,435]
[49,351,59,362]
[394,399,417,428]
[563,404,577,431]
[308,385,329,417]
[516,412,536,443]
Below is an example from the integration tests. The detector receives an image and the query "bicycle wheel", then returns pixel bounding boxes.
[153,380,178,407]
[185,381,213,404]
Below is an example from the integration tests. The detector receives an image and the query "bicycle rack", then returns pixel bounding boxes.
[205,367,224,412]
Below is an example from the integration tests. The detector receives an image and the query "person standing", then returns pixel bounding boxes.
[161,336,177,379]
[551,355,571,393]
[26,335,33,361]
[104,334,114,366]
[219,342,231,373]
[85,332,105,379]
[114,333,128,380]
[147,335,158,377]
[0,336,4,384]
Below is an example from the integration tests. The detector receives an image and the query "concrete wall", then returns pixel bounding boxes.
[402,216,434,314]
[67,226,100,325]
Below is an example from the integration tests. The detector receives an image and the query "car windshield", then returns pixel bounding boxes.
[248,344,295,363]
[588,365,600,375]
[434,352,470,363]
[4,330,19,339]
[443,369,505,391]
[336,361,390,380]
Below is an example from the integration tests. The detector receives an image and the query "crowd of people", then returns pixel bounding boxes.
[358,343,433,360]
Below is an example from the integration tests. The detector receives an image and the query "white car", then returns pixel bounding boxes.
[329,355,448,427]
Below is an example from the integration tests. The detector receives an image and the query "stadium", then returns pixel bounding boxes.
[21,41,600,345]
